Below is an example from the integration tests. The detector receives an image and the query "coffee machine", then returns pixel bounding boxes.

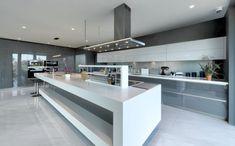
[160,66,169,75]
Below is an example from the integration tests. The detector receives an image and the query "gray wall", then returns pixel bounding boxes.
[0,38,75,89]
[227,5,235,125]
[136,18,226,47]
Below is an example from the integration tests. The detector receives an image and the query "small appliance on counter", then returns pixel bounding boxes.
[175,72,184,76]
[200,71,206,78]
[191,72,197,77]
[185,72,191,77]
[141,68,149,75]
[160,66,169,75]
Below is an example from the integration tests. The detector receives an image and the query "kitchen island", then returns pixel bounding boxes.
[35,73,161,146]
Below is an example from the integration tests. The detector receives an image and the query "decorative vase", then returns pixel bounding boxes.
[206,74,212,81]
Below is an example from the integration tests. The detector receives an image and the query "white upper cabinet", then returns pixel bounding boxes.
[97,37,227,63]
[166,37,226,61]
[97,45,167,63]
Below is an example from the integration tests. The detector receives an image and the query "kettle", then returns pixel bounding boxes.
[160,66,169,75]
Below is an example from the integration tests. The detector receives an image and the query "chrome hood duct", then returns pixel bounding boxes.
[84,3,145,52]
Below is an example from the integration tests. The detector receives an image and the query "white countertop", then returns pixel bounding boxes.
[35,73,149,103]
[129,74,228,86]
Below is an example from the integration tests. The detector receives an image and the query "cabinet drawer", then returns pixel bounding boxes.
[183,95,227,118]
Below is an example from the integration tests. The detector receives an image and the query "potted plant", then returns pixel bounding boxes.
[199,62,220,81]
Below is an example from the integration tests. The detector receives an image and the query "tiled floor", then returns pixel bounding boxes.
[0,87,235,146]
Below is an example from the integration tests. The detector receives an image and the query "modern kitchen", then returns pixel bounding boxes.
[0,0,235,146]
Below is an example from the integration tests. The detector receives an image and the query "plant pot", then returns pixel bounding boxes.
[206,74,212,81]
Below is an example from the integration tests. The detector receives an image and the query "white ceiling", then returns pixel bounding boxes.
[0,0,230,48]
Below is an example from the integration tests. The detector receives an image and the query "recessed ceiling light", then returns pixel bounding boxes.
[22,26,27,29]
[71,28,75,31]
[189,5,195,9]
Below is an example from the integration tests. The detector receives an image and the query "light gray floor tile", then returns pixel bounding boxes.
[0,87,235,146]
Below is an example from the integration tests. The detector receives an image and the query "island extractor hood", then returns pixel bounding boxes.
[84,3,145,52]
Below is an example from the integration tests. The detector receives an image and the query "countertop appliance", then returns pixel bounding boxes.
[141,68,149,75]
[175,72,184,76]
[192,72,197,77]
[160,66,169,75]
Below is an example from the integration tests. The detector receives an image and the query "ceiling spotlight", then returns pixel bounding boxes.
[22,26,27,29]
[189,5,195,9]
[71,28,75,31]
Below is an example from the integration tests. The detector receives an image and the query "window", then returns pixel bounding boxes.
[20,54,34,86]
[12,53,18,87]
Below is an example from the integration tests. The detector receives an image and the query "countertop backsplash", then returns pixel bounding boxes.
[112,60,225,78]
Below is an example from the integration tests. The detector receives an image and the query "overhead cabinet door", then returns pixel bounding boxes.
[166,37,226,61]
[97,37,226,63]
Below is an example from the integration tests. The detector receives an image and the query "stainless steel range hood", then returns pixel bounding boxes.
[84,3,145,52]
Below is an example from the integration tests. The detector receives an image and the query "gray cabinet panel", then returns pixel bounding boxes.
[162,91,183,107]
[129,75,228,119]
[183,95,227,118]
